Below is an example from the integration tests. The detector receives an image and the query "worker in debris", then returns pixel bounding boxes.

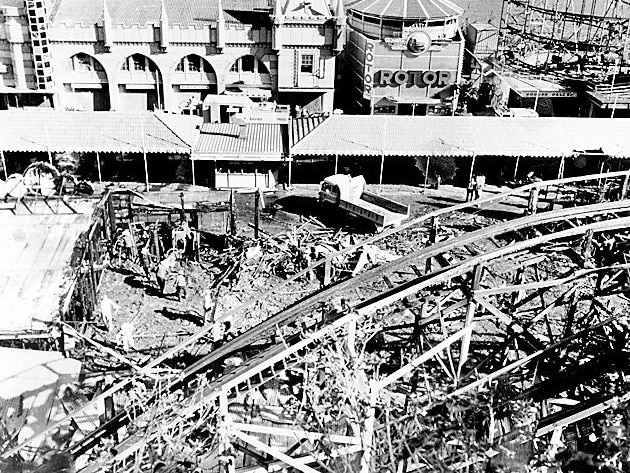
[203,288,214,325]
[466,175,476,202]
[115,322,137,352]
[139,240,153,280]
[100,295,119,333]
[174,270,188,302]
[155,252,176,296]
[474,174,486,200]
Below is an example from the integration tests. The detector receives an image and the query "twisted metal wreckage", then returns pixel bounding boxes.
[4,171,630,473]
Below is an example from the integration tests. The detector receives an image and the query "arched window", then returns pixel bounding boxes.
[71,53,105,72]
[121,54,158,73]
[175,55,214,74]
[229,55,269,74]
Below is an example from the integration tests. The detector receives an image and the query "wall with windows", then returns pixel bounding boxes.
[33,0,343,113]
[274,20,337,113]
[49,39,279,112]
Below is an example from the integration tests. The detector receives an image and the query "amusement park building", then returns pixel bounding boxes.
[343,0,465,115]
[0,0,345,114]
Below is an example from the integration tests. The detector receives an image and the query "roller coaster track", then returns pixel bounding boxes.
[85,204,630,472]
[6,171,630,471]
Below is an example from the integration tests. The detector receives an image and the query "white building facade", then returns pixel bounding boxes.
[0,0,344,114]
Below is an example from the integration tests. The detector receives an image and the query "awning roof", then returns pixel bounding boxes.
[0,110,197,154]
[502,75,578,98]
[291,115,630,158]
[193,122,287,161]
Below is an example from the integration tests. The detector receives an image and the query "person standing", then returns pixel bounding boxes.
[466,175,476,202]
[174,270,188,302]
[474,174,486,200]
[155,255,171,296]
[203,288,214,325]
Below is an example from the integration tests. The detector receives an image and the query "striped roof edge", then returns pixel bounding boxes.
[290,115,630,159]
[290,115,329,148]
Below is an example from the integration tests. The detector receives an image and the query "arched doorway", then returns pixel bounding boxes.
[172,54,217,115]
[119,54,164,111]
[225,55,272,100]
[64,53,110,111]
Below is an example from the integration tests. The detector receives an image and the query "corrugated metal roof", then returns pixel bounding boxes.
[346,0,463,20]
[194,123,286,159]
[291,115,630,158]
[50,0,270,26]
[290,115,328,147]
[0,111,195,154]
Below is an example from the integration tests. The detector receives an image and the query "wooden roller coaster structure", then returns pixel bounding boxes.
[5,171,630,473]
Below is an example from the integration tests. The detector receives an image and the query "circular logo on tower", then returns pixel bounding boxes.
[407,31,432,55]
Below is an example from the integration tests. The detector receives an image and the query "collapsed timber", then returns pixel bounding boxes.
[4,171,630,473]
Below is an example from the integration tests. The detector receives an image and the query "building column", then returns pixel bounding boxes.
[108,78,120,111]
[161,77,175,112]
[322,90,334,113]
[6,18,27,89]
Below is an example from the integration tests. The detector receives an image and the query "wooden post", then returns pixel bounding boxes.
[423,156,430,191]
[360,389,377,473]
[557,155,566,180]
[288,158,293,187]
[334,153,339,174]
[44,121,53,165]
[378,152,384,193]
[468,153,477,183]
[457,265,483,380]
[0,149,7,180]
[96,152,102,183]
[513,156,520,180]
[323,258,332,286]
[179,192,185,222]
[153,226,161,261]
[191,156,196,188]
[527,186,540,215]
[140,115,149,192]
[425,216,439,273]
[622,173,629,199]
[229,189,236,236]
[254,189,260,239]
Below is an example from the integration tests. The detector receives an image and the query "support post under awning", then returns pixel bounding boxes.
[96,152,102,183]
[1,149,7,180]
[378,152,384,193]
[191,156,196,188]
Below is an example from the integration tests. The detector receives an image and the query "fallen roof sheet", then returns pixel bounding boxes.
[0,199,95,332]
[290,115,630,158]
[0,111,195,154]
[194,123,287,160]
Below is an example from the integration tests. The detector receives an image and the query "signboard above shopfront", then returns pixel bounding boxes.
[363,40,375,100]
[518,90,578,98]
[375,70,452,88]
